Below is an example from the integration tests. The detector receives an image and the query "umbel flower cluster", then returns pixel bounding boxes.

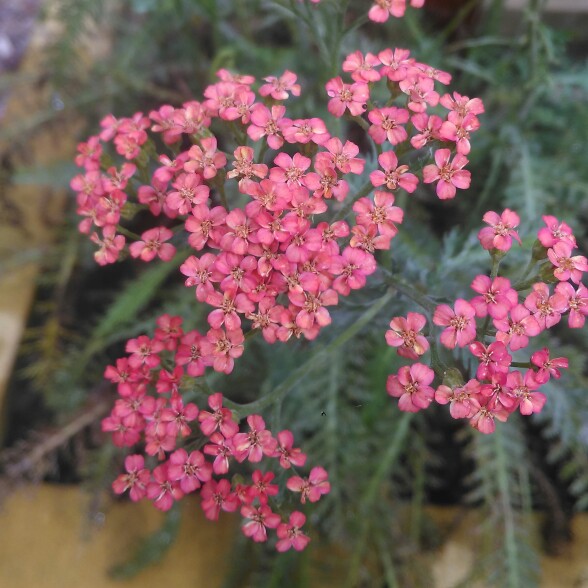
[70,16,586,547]
[385,211,588,432]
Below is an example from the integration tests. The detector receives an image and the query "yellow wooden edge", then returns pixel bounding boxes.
[0,13,83,436]
[1,486,587,588]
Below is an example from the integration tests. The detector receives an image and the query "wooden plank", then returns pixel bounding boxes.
[0,12,77,435]
[0,485,236,588]
[1,489,587,587]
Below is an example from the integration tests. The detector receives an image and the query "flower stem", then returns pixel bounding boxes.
[346,412,413,588]
[224,289,394,418]
[381,268,438,314]
[332,179,374,222]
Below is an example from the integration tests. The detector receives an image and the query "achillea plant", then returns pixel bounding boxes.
[65,0,588,580]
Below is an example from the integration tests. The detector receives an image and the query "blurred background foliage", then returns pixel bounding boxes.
[1,0,588,586]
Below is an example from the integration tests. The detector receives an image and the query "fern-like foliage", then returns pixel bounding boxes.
[465,420,540,588]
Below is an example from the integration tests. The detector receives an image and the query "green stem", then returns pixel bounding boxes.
[224,289,394,418]
[346,412,413,588]
[512,256,538,289]
[332,179,374,222]
[511,361,531,368]
[478,253,503,341]
[381,268,438,315]
[494,427,521,588]
[116,225,142,241]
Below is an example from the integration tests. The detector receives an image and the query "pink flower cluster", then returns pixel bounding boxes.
[104,315,329,550]
[71,53,483,546]
[385,212,588,433]
[72,53,479,363]
[327,48,483,200]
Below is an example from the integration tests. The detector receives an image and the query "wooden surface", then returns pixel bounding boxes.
[0,487,587,587]
[0,15,74,435]
[0,485,236,588]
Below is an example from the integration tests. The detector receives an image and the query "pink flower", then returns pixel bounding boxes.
[154,314,183,351]
[184,137,227,179]
[399,75,439,112]
[322,138,365,175]
[547,241,588,284]
[468,396,508,434]
[137,176,170,217]
[160,392,199,438]
[342,51,381,83]
[247,104,289,149]
[167,449,212,493]
[201,479,239,521]
[259,70,301,100]
[507,370,546,416]
[91,226,125,265]
[555,282,588,328]
[435,379,480,419]
[270,152,311,187]
[410,113,442,149]
[305,156,349,201]
[325,77,369,117]
[494,304,541,351]
[423,149,471,200]
[282,117,330,145]
[433,299,477,348]
[129,227,176,262]
[524,282,567,330]
[112,455,150,502]
[330,246,377,296]
[241,505,281,542]
[233,415,277,463]
[247,470,279,505]
[353,190,404,237]
[368,106,409,145]
[370,151,418,193]
[439,113,480,155]
[185,204,227,251]
[276,512,310,552]
[288,276,338,330]
[287,466,330,504]
[125,335,163,369]
[179,253,216,302]
[440,92,485,119]
[537,215,577,248]
[478,209,522,251]
[349,223,392,252]
[369,0,421,21]
[469,341,511,381]
[198,392,239,438]
[206,289,254,331]
[385,312,429,359]
[203,327,244,374]
[175,330,208,376]
[530,347,568,384]
[275,430,307,469]
[203,433,235,475]
[227,146,268,185]
[246,297,283,343]
[378,48,414,81]
[166,173,210,214]
[146,463,184,511]
[469,275,517,320]
[386,363,435,412]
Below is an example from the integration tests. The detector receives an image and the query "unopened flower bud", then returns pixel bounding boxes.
[537,261,558,283]
[442,367,464,389]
